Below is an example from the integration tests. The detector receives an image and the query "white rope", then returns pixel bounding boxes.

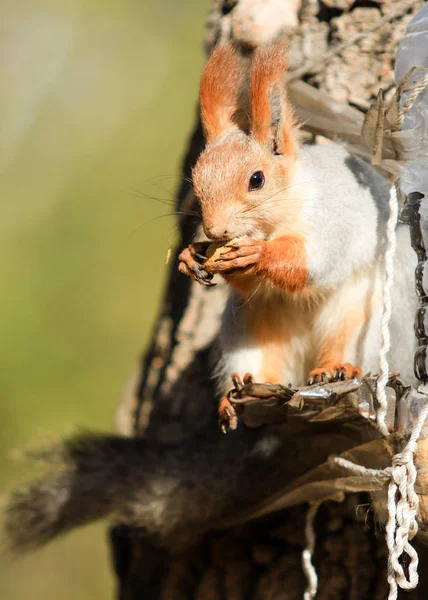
[376,184,399,437]
[334,180,428,597]
[301,71,428,599]
[386,402,428,599]
[334,402,428,600]
[302,184,421,598]
[302,501,321,600]
[372,180,427,597]
[303,183,426,598]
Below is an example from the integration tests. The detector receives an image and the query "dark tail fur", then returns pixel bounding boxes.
[4,433,152,553]
[4,424,295,554]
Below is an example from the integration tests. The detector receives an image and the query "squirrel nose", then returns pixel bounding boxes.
[202,204,240,240]
[204,224,230,241]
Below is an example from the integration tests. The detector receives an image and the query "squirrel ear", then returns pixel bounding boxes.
[250,43,297,156]
[200,42,245,143]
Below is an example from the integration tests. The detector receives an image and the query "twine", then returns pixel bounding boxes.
[370,181,428,598]
[334,402,428,600]
[314,181,428,599]
[394,71,428,130]
[376,184,399,437]
[372,53,428,600]
[299,6,427,596]
[302,495,344,599]
[335,200,428,595]
[302,501,321,600]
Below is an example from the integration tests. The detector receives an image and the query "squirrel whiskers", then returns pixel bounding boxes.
[178,42,417,393]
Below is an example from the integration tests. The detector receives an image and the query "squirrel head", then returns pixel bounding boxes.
[192,42,299,242]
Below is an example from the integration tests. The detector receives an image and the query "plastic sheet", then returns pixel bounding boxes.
[395,4,428,383]
[395,3,428,82]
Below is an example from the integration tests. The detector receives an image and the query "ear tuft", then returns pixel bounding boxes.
[200,43,245,143]
[250,43,297,156]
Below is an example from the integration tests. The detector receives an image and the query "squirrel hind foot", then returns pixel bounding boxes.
[218,395,239,433]
[307,363,362,386]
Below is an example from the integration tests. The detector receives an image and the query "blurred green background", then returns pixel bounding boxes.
[0,0,209,597]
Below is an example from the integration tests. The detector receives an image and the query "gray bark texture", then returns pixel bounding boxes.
[112,1,428,598]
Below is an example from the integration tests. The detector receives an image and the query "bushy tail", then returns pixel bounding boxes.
[4,433,146,553]
[3,426,264,554]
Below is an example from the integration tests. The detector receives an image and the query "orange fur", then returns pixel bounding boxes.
[192,43,300,243]
[316,311,361,366]
[192,136,249,239]
[257,235,308,293]
[225,273,258,297]
[308,306,365,381]
[243,292,309,384]
[200,43,245,143]
[250,43,297,156]
[261,345,286,383]
[192,135,298,242]
[248,299,290,384]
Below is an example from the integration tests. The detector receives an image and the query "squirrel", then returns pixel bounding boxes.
[178,42,417,404]
[3,42,418,557]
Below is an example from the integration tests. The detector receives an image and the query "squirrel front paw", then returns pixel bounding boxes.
[178,242,216,287]
[205,238,264,275]
[308,363,362,385]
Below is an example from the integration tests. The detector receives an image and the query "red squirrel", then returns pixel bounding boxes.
[178,42,417,395]
[3,43,418,558]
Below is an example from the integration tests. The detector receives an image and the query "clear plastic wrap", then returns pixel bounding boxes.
[396,4,428,382]
[395,3,428,83]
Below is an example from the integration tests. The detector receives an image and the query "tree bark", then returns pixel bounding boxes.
[112,1,428,598]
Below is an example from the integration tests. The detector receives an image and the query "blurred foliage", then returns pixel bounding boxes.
[0,0,210,597]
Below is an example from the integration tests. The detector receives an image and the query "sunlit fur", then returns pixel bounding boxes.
[250,43,297,156]
[199,42,245,143]
[194,42,299,242]
[192,131,298,241]
[189,41,418,391]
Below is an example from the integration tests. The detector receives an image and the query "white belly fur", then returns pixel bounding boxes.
[214,264,416,396]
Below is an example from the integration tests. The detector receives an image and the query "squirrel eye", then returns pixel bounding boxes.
[249,171,265,191]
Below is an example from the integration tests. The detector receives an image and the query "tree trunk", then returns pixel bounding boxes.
[112,1,427,598]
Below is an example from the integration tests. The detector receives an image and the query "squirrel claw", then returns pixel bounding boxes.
[218,372,257,432]
[178,245,215,287]
[333,363,362,381]
[231,372,244,391]
[219,396,238,433]
[230,371,254,391]
[196,275,216,287]
[243,372,255,385]
[307,370,331,385]
[307,363,362,385]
